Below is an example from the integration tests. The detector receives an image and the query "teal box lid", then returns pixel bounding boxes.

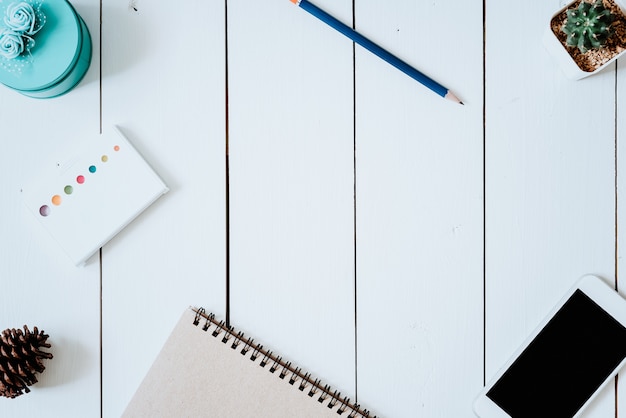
[0,0,91,98]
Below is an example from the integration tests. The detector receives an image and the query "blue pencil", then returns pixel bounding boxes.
[290,0,463,104]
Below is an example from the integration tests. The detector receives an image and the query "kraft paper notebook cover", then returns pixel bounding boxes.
[123,307,377,418]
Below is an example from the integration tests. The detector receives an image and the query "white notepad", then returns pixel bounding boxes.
[21,126,168,266]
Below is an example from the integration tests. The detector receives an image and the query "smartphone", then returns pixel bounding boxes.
[474,275,626,418]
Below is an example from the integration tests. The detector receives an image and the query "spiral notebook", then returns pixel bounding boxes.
[123,307,377,417]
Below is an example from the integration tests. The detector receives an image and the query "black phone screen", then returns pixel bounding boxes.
[486,289,626,417]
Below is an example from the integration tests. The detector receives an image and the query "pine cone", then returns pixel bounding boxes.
[0,326,53,398]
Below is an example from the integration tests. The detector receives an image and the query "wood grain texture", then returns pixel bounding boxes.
[0,0,101,416]
[354,0,483,416]
[227,0,358,401]
[486,0,618,417]
[2,0,626,416]
[100,1,226,416]
[617,60,626,418]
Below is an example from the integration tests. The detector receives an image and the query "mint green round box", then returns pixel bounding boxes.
[0,0,92,98]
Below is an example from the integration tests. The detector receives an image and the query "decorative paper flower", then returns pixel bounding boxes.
[0,0,45,66]
[4,2,38,35]
[0,28,25,59]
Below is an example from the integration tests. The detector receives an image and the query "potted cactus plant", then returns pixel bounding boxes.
[544,0,626,79]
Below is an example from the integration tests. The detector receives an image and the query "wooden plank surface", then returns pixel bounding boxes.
[354,0,483,416]
[1,0,626,417]
[99,1,226,417]
[485,1,618,417]
[227,0,358,401]
[618,61,626,416]
[0,0,101,416]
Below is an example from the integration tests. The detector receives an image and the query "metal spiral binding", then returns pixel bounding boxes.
[192,307,376,418]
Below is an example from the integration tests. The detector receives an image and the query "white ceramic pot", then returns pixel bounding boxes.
[543,0,626,79]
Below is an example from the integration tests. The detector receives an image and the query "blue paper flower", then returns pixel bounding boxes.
[0,28,25,59]
[4,2,38,35]
[0,0,45,66]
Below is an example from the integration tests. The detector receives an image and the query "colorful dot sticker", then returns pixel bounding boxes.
[39,143,122,217]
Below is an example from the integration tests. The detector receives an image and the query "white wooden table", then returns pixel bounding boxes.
[0,0,623,416]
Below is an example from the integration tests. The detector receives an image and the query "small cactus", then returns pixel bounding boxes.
[563,0,615,53]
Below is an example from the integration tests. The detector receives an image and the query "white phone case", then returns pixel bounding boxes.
[474,275,626,417]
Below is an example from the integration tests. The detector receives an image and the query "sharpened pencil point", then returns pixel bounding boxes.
[445,91,463,105]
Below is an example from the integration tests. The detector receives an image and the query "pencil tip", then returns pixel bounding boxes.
[459,101,464,105]
[445,91,463,105]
